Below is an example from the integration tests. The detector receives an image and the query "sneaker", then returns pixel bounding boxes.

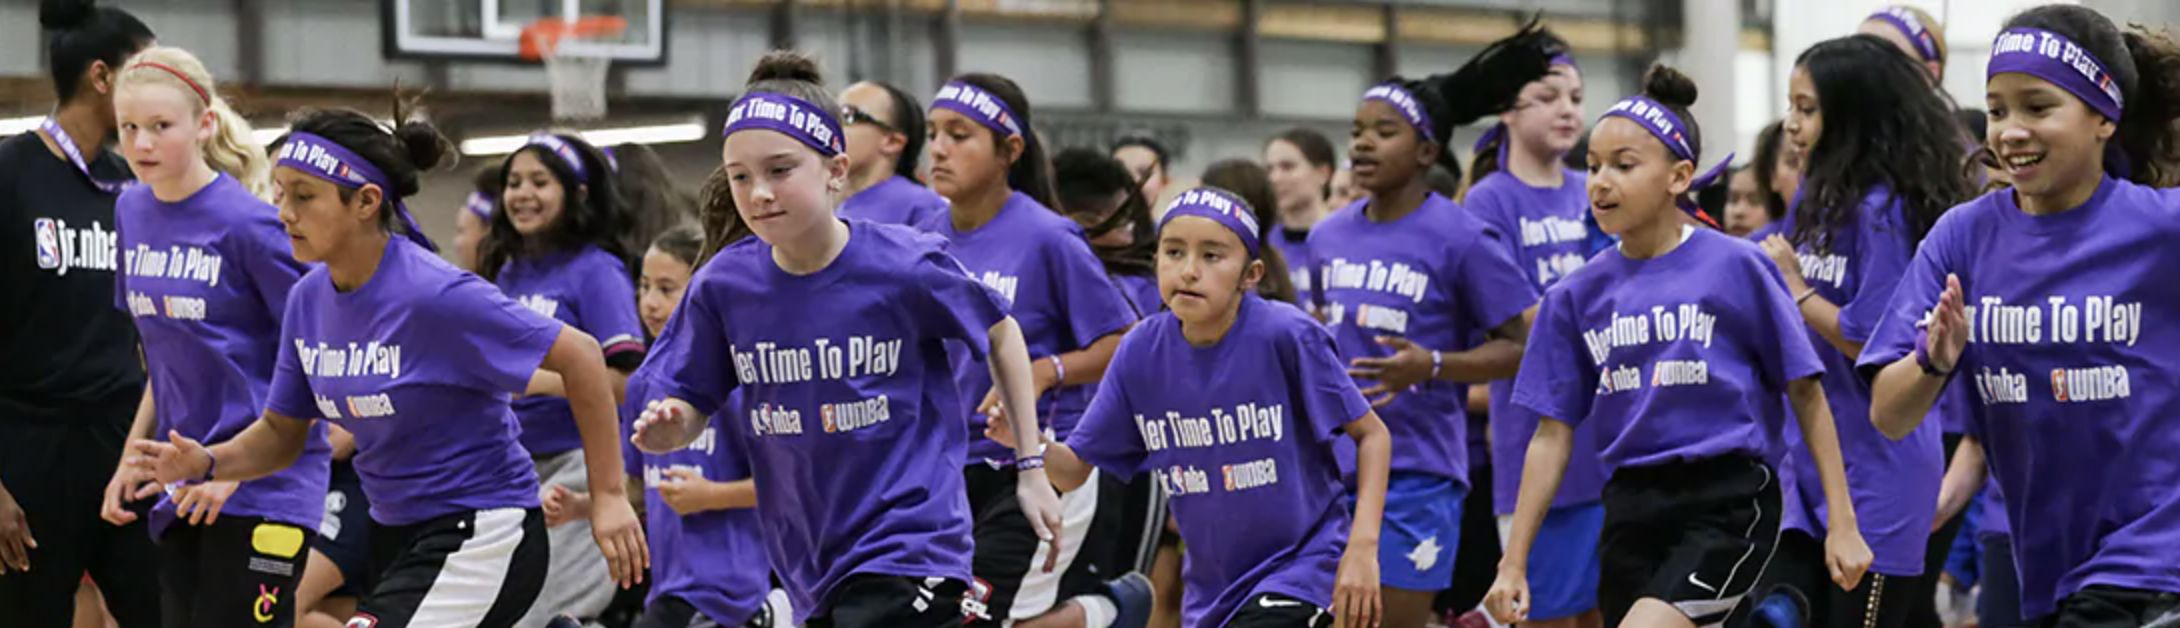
[542,615,584,628]
[1753,590,1808,628]
[1104,572,1154,628]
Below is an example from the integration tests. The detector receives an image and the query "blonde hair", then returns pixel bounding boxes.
[113,46,271,198]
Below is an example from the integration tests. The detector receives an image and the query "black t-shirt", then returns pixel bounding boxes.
[0,131,144,425]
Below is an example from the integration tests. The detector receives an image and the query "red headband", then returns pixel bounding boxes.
[129,61,209,104]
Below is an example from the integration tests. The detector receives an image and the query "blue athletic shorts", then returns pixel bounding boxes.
[1360,471,1464,591]
[1497,502,1604,621]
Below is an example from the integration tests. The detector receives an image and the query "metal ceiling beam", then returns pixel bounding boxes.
[935,0,960,81]
[1236,0,1261,118]
[771,0,800,51]
[1088,0,1116,113]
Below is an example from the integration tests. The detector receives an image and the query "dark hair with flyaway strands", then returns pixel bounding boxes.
[1466,23,1575,185]
[1792,34,1976,253]
[1054,147,1155,280]
[1384,15,1561,184]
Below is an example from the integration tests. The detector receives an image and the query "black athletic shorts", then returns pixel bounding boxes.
[1600,456,1780,628]
[345,508,548,628]
[2049,586,2180,628]
[1222,593,1335,628]
[0,414,163,628]
[1732,526,1924,628]
[964,464,1122,626]
[318,459,374,598]
[805,575,967,628]
[156,515,316,628]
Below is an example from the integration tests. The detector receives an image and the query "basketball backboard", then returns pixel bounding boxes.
[382,0,666,64]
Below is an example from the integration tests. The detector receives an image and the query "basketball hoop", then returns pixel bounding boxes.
[521,16,627,121]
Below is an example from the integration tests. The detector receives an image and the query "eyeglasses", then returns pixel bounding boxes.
[841,106,896,133]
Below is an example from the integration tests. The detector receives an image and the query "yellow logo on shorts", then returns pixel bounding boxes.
[251,523,305,559]
[254,585,280,623]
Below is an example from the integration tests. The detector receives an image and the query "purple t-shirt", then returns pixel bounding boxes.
[114,174,329,534]
[1269,226,1315,310]
[1306,194,1537,481]
[498,245,645,456]
[266,236,555,526]
[1067,294,1369,628]
[1514,227,1825,474]
[620,366,769,627]
[641,220,1009,624]
[1114,272,1161,318]
[1775,189,1946,576]
[840,175,949,229]
[918,193,1139,464]
[1465,170,1608,513]
[1856,179,2180,618]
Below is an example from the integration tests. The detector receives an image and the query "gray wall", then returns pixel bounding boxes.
[2,0,1649,246]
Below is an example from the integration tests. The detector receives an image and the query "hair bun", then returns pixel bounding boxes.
[40,0,95,30]
[747,50,823,87]
[394,120,454,175]
[1641,64,1700,109]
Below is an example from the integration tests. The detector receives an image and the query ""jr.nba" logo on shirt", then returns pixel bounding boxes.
[32,217,117,276]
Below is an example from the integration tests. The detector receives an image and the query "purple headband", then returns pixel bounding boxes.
[1362,84,1437,143]
[464,192,493,220]
[931,81,1024,138]
[1157,187,1261,258]
[1989,28,2125,122]
[723,91,846,157]
[600,146,620,173]
[1550,52,1579,70]
[1869,8,1943,64]
[1598,96,1731,228]
[525,134,591,182]
[277,132,437,252]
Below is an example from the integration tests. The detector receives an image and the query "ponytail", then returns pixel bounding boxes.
[116,46,272,198]
[204,100,271,198]
[1404,17,1566,188]
[695,166,753,268]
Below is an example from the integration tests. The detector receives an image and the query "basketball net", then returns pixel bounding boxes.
[521,16,626,121]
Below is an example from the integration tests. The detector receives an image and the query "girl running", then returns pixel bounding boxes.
[452,166,497,272]
[478,131,645,628]
[1858,7,1947,84]
[920,72,1144,628]
[1199,159,1299,307]
[1262,128,1339,310]
[1485,64,1871,628]
[625,51,1064,628]
[1307,25,1552,628]
[1458,30,1608,628]
[128,106,648,628]
[1864,6,2180,626]
[0,2,160,625]
[547,223,786,628]
[840,80,949,228]
[103,44,327,628]
[1754,33,1977,628]
[988,186,1393,628]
